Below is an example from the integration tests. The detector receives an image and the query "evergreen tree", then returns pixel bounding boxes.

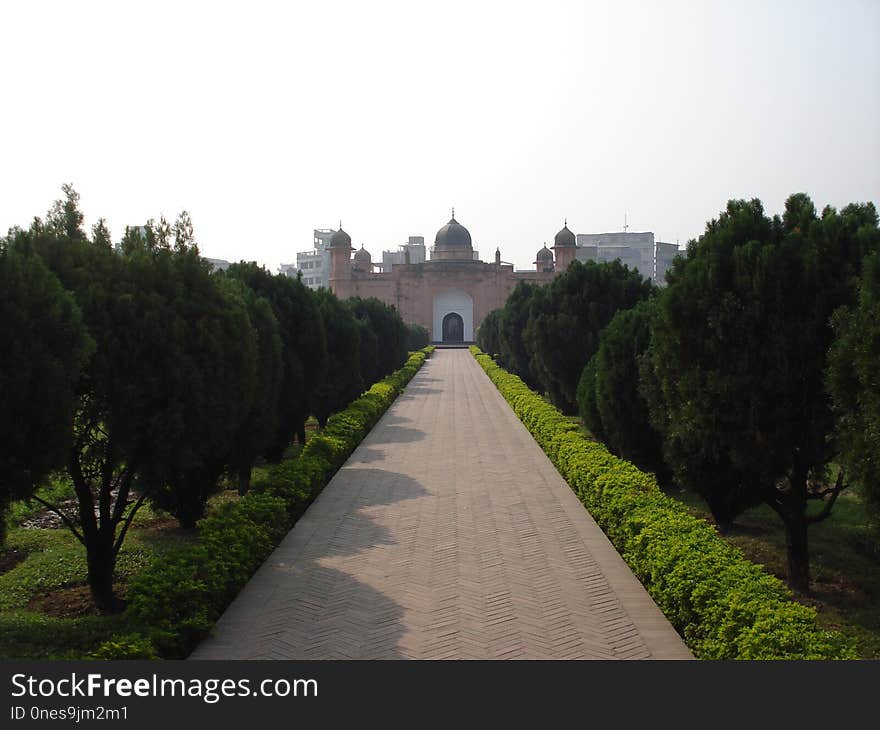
[405,323,430,351]
[587,299,667,479]
[144,247,257,528]
[497,281,539,388]
[523,260,653,413]
[476,309,502,357]
[828,252,880,532]
[347,297,408,385]
[214,276,282,495]
[225,263,327,458]
[643,196,879,590]
[18,190,260,607]
[0,245,92,545]
[310,289,363,428]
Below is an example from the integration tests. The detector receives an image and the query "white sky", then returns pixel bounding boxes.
[2,0,878,271]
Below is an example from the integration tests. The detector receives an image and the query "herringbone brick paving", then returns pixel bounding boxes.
[191,349,692,659]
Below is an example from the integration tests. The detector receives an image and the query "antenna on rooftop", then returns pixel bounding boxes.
[623,214,629,234]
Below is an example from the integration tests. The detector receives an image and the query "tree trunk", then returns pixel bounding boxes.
[0,497,9,547]
[176,487,203,529]
[778,463,811,593]
[237,466,251,497]
[86,534,121,613]
[784,510,810,593]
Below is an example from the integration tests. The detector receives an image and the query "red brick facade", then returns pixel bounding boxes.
[330,251,559,342]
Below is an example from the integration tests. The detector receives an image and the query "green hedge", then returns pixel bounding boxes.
[470,346,855,660]
[94,347,434,659]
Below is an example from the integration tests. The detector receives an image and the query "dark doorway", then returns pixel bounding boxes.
[442,312,464,343]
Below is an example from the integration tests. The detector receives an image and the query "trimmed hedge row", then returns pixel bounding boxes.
[470,346,856,659]
[95,347,434,659]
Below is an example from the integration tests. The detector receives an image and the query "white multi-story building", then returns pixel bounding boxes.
[280,229,335,289]
[380,236,427,272]
[575,231,680,285]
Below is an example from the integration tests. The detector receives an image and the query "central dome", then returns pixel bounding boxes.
[434,215,472,249]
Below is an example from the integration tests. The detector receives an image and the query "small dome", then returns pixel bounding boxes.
[435,214,472,249]
[353,246,371,263]
[554,222,576,248]
[330,226,352,248]
[536,245,553,261]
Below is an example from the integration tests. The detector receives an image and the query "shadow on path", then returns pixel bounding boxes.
[192,468,429,659]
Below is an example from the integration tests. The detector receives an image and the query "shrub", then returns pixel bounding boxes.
[470,346,856,660]
[91,633,158,660]
[405,323,430,351]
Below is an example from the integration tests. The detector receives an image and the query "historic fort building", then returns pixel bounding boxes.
[316,212,678,344]
[326,213,579,344]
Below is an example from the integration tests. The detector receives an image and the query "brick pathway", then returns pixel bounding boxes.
[191,350,692,660]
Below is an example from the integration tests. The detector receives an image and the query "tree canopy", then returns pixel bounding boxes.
[496,281,539,389]
[524,260,654,413]
[225,262,327,459]
[0,245,92,544]
[828,251,880,532]
[587,298,667,481]
[144,251,259,527]
[310,289,363,428]
[347,297,408,387]
[476,308,502,357]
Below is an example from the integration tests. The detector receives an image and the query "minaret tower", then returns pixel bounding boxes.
[328,222,353,298]
[551,219,577,271]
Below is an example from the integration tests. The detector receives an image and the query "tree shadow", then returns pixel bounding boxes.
[366,424,425,444]
[348,447,386,463]
[190,468,428,660]
[380,413,413,426]
[398,385,442,398]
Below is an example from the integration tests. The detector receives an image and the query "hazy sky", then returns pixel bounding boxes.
[2,0,878,271]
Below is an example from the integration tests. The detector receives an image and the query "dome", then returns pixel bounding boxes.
[553,221,576,248]
[353,246,371,263]
[434,214,472,249]
[329,226,352,248]
[536,245,553,261]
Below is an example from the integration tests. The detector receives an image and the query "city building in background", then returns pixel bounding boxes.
[575,231,679,284]
[280,228,335,289]
[379,236,427,272]
[203,257,231,272]
[654,241,680,283]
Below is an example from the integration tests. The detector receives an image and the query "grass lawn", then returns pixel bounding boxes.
[0,492,201,659]
[0,440,306,660]
[671,488,880,659]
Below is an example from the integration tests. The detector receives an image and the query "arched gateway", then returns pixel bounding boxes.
[442,312,464,343]
[432,289,473,343]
